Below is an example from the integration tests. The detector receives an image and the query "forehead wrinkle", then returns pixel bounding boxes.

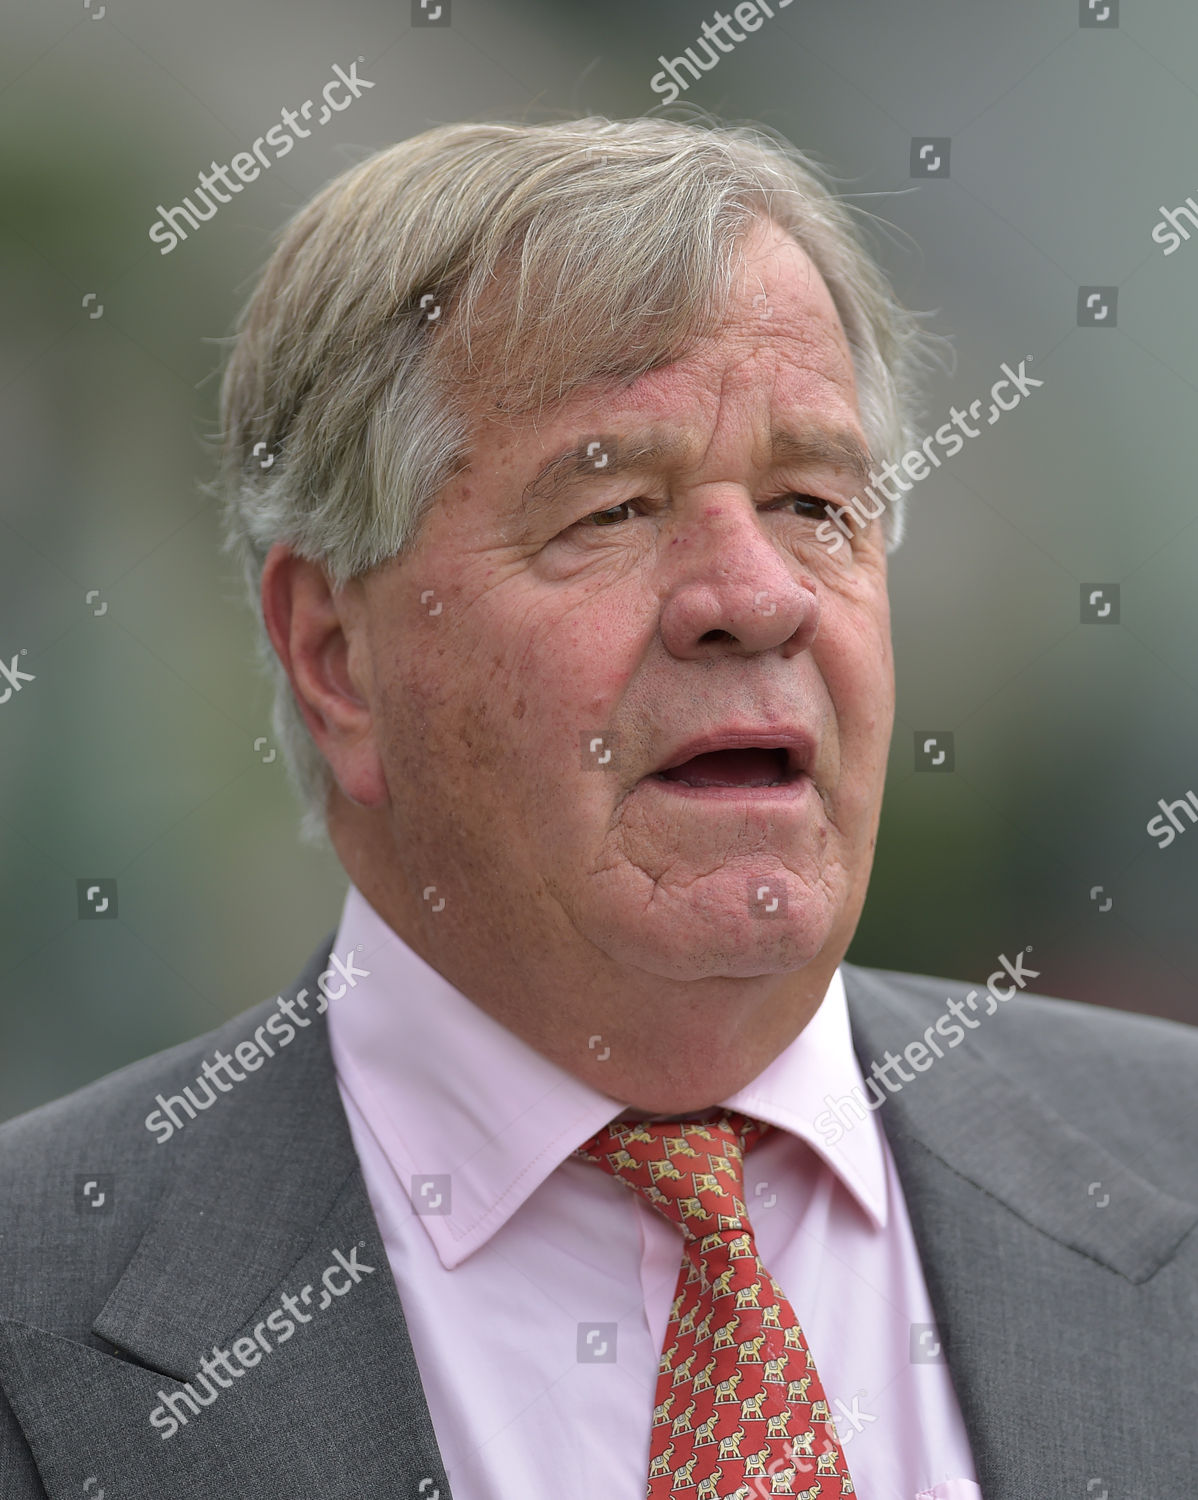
[771,425,874,491]
[514,414,873,526]
[519,432,694,519]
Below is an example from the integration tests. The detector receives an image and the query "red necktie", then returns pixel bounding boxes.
[576,1112,855,1498]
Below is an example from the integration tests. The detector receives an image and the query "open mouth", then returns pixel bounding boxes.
[650,746,796,789]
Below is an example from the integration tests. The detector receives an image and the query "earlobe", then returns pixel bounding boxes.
[259,544,388,808]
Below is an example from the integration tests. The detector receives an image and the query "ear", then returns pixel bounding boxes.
[259,542,388,808]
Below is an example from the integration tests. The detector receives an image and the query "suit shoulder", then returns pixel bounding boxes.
[0,927,338,1330]
[0,928,337,1176]
[0,994,277,1176]
[850,960,1197,1058]
[849,959,1195,1048]
[843,958,1198,1151]
[0,999,263,1332]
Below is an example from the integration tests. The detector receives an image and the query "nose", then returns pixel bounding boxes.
[656,498,821,661]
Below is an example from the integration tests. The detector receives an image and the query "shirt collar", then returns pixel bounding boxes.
[722,965,888,1231]
[327,883,888,1270]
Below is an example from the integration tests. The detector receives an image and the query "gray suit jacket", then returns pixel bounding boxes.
[1,934,1195,1499]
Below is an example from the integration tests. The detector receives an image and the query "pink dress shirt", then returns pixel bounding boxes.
[326,882,982,1500]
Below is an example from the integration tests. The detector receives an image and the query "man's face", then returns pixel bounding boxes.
[347,217,894,989]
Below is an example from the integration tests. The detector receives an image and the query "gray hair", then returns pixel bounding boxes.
[213,112,943,846]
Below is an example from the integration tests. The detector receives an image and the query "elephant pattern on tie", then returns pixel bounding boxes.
[575,1111,855,1498]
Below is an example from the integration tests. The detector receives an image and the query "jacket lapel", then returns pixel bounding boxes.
[843,961,1198,1499]
[8,937,1194,1498]
[0,935,453,1500]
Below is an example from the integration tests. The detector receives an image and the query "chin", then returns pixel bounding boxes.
[597,903,836,982]
[617,1051,766,1115]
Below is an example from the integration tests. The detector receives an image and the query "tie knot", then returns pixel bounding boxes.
[574,1111,772,1240]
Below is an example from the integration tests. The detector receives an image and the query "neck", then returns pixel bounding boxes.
[329,798,853,1112]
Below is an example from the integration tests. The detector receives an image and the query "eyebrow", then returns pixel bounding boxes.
[518,424,875,520]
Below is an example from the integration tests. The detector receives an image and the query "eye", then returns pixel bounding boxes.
[575,499,641,528]
[765,492,840,519]
[568,492,845,533]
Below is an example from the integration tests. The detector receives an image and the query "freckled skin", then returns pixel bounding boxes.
[261,217,895,1112]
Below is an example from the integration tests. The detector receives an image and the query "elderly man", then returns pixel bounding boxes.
[1,116,1194,1500]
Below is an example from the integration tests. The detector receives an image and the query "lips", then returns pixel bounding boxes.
[657,747,790,787]
[650,730,813,788]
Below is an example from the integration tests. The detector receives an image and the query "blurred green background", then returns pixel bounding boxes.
[3,0,1197,1122]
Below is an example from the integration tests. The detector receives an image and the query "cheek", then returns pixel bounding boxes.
[491,572,647,699]
[830,635,892,725]
[408,581,634,784]
[817,599,894,756]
